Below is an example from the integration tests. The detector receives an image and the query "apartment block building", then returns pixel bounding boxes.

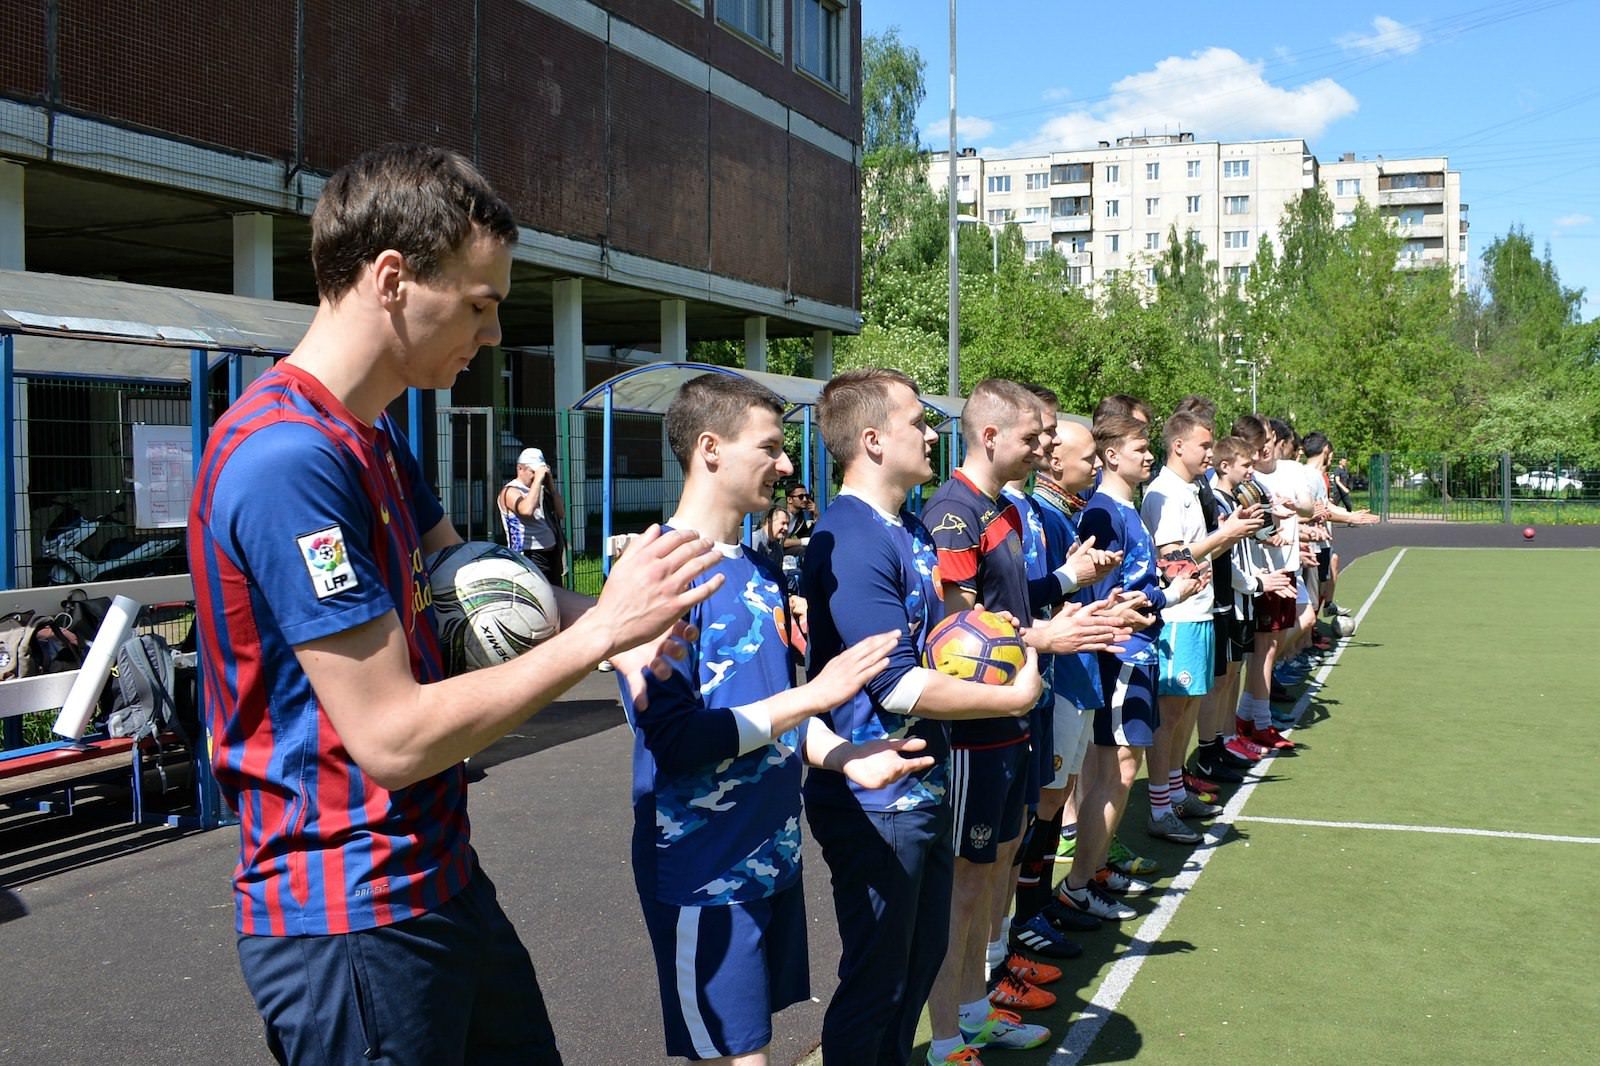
[1321,153,1467,286]
[928,132,1465,295]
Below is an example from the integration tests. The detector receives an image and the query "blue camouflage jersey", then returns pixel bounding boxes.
[1078,492,1168,665]
[801,493,951,814]
[1033,482,1104,710]
[621,540,804,906]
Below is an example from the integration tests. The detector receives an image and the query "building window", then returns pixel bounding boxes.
[1051,196,1090,217]
[1225,265,1251,285]
[1146,232,1160,250]
[1336,211,1355,228]
[1108,234,1120,252]
[1222,159,1250,179]
[1336,178,1361,197]
[1067,266,1084,286]
[1051,163,1090,184]
[1066,236,1088,252]
[796,0,844,87]
[1105,199,1120,218]
[1223,195,1250,215]
[1026,172,1050,191]
[1145,266,1160,286]
[1024,205,1048,221]
[957,174,971,189]
[989,209,1017,224]
[987,175,1011,194]
[1223,230,1249,249]
[1396,207,1426,225]
[1186,195,1201,214]
[1401,239,1427,262]
[1103,269,1119,284]
[1187,159,1201,179]
[1459,235,1468,252]
[1146,162,1160,180]
[1105,164,1120,183]
[718,0,779,51]
[1025,240,1051,259]
[1145,197,1160,216]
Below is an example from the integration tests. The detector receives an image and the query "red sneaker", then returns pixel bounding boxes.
[1183,771,1220,797]
[1250,725,1296,751]
[989,971,1056,1011]
[1223,735,1266,762]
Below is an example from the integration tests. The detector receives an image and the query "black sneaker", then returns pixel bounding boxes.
[1192,751,1244,784]
[1039,897,1101,932]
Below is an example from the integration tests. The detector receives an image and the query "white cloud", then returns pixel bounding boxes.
[956,114,995,140]
[1554,213,1594,230]
[1337,16,1423,57]
[1041,86,1075,103]
[982,48,1357,157]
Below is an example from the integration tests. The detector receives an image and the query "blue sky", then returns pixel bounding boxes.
[863,0,1600,318]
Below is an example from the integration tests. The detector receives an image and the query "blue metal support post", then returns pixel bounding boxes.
[802,408,813,494]
[601,387,615,576]
[0,334,16,749]
[407,388,425,464]
[188,349,235,829]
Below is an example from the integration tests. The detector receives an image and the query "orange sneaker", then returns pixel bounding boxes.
[988,971,1056,1011]
[1003,951,1062,986]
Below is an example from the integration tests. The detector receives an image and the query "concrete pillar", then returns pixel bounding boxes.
[744,316,768,373]
[0,161,24,271]
[812,329,834,381]
[660,299,687,361]
[232,212,273,299]
[553,279,587,552]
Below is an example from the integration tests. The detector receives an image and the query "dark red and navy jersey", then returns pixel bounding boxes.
[923,469,1031,748]
[188,363,469,937]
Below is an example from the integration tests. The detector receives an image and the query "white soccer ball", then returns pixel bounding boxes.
[1330,613,1357,639]
[428,542,559,674]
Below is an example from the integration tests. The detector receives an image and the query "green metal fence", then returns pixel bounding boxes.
[1369,452,1600,524]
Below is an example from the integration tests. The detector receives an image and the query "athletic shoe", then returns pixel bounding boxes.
[1330,601,1353,617]
[1269,683,1296,703]
[1311,634,1335,652]
[1224,735,1267,762]
[926,1047,983,1065]
[1215,738,1258,768]
[989,971,1056,1011]
[1147,809,1203,844]
[1175,793,1222,819]
[1008,913,1082,959]
[1183,771,1220,797]
[1107,836,1161,877]
[1270,704,1300,726]
[1038,898,1102,932]
[962,1007,1051,1051]
[1250,725,1296,751]
[1002,952,1062,985]
[1057,879,1137,921]
[1273,664,1308,687]
[1092,866,1157,896]
[1191,751,1244,784]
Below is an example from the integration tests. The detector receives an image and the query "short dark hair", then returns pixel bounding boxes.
[962,379,1040,448]
[1302,431,1330,458]
[1162,409,1211,448]
[1268,418,1296,450]
[664,373,785,471]
[1026,384,1060,409]
[1093,413,1148,457]
[1230,413,1270,451]
[818,368,919,465]
[761,507,789,534]
[1173,394,1217,426]
[311,144,518,302]
[1094,393,1152,424]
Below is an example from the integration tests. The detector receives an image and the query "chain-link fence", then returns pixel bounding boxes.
[1368,452,1600,524]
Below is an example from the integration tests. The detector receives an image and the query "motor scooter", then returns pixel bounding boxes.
[39,500,186,585]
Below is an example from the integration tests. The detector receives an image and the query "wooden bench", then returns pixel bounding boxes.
[0,573,225,827]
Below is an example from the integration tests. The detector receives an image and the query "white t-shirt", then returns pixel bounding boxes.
[1139,465,1213,621]
[1253,460,1309,572]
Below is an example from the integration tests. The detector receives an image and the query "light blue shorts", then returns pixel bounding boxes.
[1157,620,1215,696]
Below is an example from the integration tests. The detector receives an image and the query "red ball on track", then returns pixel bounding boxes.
[1522,527,1536,540]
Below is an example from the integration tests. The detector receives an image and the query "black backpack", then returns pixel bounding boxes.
[0,610,83,681]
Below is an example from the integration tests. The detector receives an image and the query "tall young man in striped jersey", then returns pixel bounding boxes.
[189,145,722,1065]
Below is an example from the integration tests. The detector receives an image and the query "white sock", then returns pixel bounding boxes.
[986,937,1005,971]
[930,1035,966,1059]
[998,913,1012,944]
[960,997,993,1027]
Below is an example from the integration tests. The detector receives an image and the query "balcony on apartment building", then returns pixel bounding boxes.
[1379,173,1446,207]
[1050,195,1093,233]
[1392,218,1448,240]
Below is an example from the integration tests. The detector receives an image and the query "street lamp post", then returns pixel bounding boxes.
[946,0,959,400]
[1233,357,1258,414]
[956,215,1006,274]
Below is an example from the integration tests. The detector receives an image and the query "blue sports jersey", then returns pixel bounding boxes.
[924,471,1032,748]
[1078,491,1168,665]
[1003,488,1057,734]
[1033,485,1104,710]
[623,541,805,907]
[189,363,463,937]
[800,494,950,814]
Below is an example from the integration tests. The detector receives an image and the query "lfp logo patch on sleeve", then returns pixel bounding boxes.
[298,526,360,599]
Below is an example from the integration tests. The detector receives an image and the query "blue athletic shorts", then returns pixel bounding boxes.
[236,868,560,1066]
[1093,657,1161,748]
[1157,619,1215,696]
[638,884,810,1060]
[950,740,1030,862]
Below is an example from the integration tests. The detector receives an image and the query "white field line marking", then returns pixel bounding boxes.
[1231,816,1600,845]
[1048,549,1409,1065]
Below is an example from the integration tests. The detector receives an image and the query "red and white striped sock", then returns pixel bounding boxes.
[1148,781,1171,817]
[1168,768,1188,805]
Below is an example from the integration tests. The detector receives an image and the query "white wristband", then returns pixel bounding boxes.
[728,702,775,754]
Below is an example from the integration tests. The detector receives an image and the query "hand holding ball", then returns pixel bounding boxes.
[923,610,1027,685]
[428,542,560,675]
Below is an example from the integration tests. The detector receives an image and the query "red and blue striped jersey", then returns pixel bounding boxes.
[188,363,471,937]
